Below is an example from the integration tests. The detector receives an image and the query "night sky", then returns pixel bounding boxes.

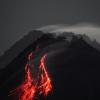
[0,0,100,55]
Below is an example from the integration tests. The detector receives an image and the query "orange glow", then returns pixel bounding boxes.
[39,54,52,96]
[28,52,33,60]
[9,52,52,100]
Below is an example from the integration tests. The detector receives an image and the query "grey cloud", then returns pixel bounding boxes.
[37,23,100,43]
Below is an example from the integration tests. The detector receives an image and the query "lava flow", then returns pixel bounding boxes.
[9,52,52,100]
[39,54,52,96]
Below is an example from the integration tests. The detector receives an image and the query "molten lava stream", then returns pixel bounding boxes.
[38,54,52,96]
[9,53,52,100]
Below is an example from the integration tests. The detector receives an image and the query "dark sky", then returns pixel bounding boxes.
[0,0,100,55]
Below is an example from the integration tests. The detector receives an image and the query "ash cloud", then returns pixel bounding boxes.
[37,23,100,43]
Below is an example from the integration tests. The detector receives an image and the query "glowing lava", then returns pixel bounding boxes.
[39,54,52,96]
[9,52,52,100]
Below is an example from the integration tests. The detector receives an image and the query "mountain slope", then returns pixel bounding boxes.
[0,30,43,69]
[0,31,100,100]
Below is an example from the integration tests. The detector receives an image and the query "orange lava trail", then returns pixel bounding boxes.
[39,54,52,96]
[9,52,52,100]
[18,64,37,100]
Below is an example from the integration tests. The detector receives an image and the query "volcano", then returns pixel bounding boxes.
[0,31,100,100]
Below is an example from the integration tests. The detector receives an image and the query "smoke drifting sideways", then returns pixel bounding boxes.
[37,23,100,43]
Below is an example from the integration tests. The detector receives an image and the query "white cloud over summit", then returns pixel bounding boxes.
[37,23,100,43]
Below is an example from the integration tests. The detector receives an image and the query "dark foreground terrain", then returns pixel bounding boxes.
[0,31,100,100]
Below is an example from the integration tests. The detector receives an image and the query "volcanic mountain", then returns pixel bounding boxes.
[0,30,100,100]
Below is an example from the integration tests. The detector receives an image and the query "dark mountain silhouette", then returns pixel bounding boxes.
[0,31,100,100]
[82,34,100,51]
[0,30,44,69]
